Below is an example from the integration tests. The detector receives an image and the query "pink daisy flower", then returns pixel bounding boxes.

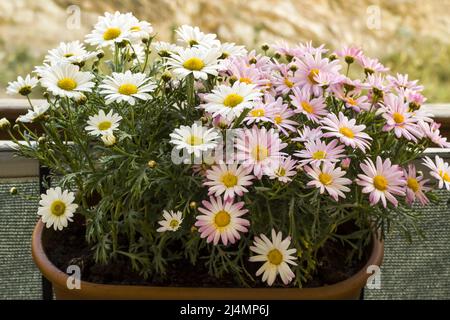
[305,163,352,201]
[267,97,298,136]
[204,163,254,200]
[295,139,346,166]
[292,41,328,57]
[235,126,287,179]
[321,112,372,152]
[295,52,341,96]
[342,95,371,113]
[387,73,423,93]
[224,56,270,89]
[264,156,298,183]
[195,196,250,246]
[381,93,423,142]
[419,121,450,148]
[422,156,450,190]
[403,164,430,206]
[293,126,323,143]
[244,100,273,125]
[357,56,389,74]
[357,156,406,208]
[335,46,363,64]
[290,87,328,123]
[272,63,300,95]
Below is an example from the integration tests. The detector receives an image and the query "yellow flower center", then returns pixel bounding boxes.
[251,145,269,161]
[284,78,294,88]
[186,135,203,146]
[214,210,231,228]
[118,83,138,95]
[274,114,282,124]
[439,170,450,182]
[346,97,357,106]
[50,200,66,217]
[221,172,238,188]
[130,26,141,32]
[339,127,355,139]
[103,27,122,40]
[312,150,327,160]
[276,167,286,176]
[57,78,77,91]
[97,121,112,131]
[308,68,320,84]
[373,175,388,191]
[239,77,252,84]
[393,112,405,124]
[407,178,420,192]
[250,108,265,117]
[169,219,179,228]
[267,249,283,265]
[182,57,204,71]
[318,173,333,185]
[301,101,314,114]
[223,93,244,108]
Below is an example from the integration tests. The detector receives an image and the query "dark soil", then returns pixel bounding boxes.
[42,217,371,288]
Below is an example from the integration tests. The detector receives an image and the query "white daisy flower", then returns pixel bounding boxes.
[45,41,99,65]
[157,210,183,232]
[422,156,450,190]
[38,187,78,231]
[249,229,298,286]
[99,70,156,105]
[6,74,39,96]
[204,163,254,200]
[85,110,122,137]
[125,13,153,41]
[152,41,182,57]
[305,162,352,201]
[39,63,95,99]
[169,122,220,158]
[175,25,220,48]
[17,103,50,123]
[202,81,262,121]
[166,46,222,80]
[217,42,247,59]
[85,11,133,48]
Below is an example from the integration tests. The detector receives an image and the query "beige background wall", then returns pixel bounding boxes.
[1,0,449,101]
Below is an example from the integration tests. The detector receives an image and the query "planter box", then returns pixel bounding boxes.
[32,220,384,300]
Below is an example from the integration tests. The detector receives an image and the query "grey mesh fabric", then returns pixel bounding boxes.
[0,179,449,299]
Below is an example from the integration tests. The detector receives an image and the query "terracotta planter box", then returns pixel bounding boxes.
[32,220,384,300]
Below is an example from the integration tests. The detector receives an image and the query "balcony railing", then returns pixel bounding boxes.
[1,98,450,178]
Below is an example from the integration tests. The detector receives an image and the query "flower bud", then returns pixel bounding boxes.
[0,117,11,130]
[19,86,32,96]
[341,158,351,170]
[189,201,197,209]
[328,53,338,61]
[101,133,116,147]
[147,160,157,168]
[161,71,172,82]
[9,187,18,195]
[261,43,270,51]
[344,55,354,64]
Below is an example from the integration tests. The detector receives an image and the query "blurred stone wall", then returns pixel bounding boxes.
[1,0,449,100]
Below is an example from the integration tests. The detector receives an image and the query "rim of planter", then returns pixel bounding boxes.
[32,219,384,300]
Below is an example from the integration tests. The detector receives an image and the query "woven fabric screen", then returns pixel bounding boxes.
[0,179,449,299]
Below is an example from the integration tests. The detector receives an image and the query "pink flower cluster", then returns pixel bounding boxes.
[190,41,450,246]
